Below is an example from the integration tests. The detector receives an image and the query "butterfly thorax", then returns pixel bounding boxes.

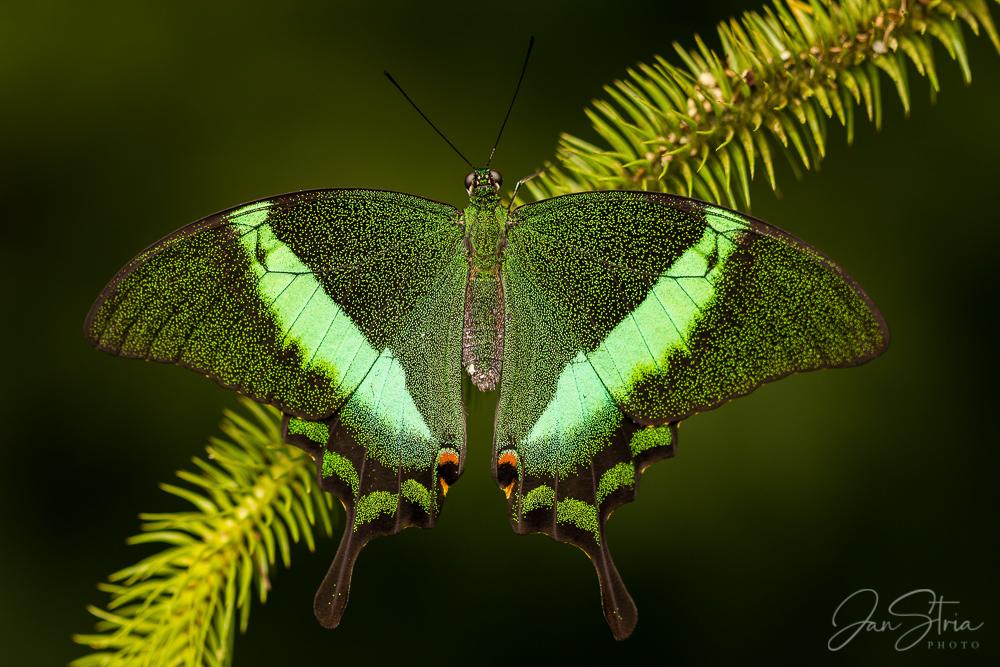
[461,169,507,391]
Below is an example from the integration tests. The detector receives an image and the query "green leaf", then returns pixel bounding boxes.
[967,0,1000,52]
[729,141,752,209]
[853,65,874,123]
[753,129,777,190]
[874,52,910,117]
[866,61,883,131]
[840,84,856,145]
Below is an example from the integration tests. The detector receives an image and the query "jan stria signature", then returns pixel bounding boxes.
[828,589,983,651]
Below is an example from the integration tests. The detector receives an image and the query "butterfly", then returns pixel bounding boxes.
[84,46,889,640]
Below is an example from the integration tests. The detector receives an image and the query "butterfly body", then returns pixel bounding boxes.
[461,168,507,390]
[87,171,888,640]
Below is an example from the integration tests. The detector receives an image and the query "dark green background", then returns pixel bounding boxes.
[2,1,997,665]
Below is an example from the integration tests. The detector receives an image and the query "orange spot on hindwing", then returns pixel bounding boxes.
[437,447,460,496]
[496,449,519,499]
[497,451,518,467]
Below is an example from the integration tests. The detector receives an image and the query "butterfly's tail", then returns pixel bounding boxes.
[505,474,640,639]
[313,522,362,628]
[589,540,638,641]
[284,411,451,630]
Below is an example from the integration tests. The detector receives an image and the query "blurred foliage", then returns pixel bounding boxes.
[72,402,333,667]
[73,0,997,664]
[521,0,999,210]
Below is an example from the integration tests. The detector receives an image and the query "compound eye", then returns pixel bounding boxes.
[489,169,503,188]
[464,171,476,191]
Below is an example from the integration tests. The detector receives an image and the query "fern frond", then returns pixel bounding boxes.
[72,400,334,667]
[520,0,1000,210]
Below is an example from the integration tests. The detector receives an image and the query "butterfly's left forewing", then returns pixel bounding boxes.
[87,189,468,628]
[497,191,889,638]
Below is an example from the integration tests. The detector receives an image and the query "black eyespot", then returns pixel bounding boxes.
[438,448,461,487]
[489,169,503,188]
[464,171,476,191]
[495,449,519,499]
[496,459,516,490]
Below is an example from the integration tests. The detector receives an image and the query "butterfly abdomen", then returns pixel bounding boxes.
[463,265,505,391]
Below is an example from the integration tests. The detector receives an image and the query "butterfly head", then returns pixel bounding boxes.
[465,168,503,195]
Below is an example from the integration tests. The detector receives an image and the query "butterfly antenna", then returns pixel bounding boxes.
[384,71,473,168]
[487,36,534,167]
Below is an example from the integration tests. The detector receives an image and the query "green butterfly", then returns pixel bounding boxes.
[85,169,888,639]
[85,51,888,639]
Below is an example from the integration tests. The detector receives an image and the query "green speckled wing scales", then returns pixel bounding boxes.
[496,191,889,639]
[86,175,889,638]
[281,236,468,628]
[86,189,465,419]
[283,405,450,628]
[86,188,468,628]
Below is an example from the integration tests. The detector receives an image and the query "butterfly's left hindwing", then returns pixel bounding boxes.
[86,188,469,629]
[496,191,889,639]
